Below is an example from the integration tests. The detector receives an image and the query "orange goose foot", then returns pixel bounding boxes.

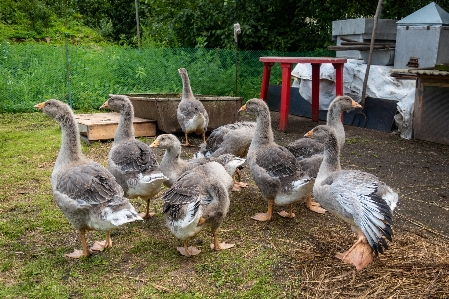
[65,249,91,258]
[251,212,272,222]
[305,196,326,214]
[177,246,201,257]
[210,242,235,250]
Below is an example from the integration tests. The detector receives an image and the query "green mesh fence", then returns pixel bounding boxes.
[0,42,334,113]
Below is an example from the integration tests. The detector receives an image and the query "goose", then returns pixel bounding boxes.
[100,95,167,219]
[193,121,256,189]
[177,68,209,146]
[34,99,142,258]
[162,161,235,256]
[305,125,398,271]
[194,121,256,159]
[287,96,362,212]
[286,95,362,160]
[238,98,324,221]
[150,134,246,191]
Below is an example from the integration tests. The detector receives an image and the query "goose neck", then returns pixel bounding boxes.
[115,103,134,142]
[249,108,273,152]
[317,133,341,181]
[161,145,182,167]
[327,103,342,126]
[55,111,83,169]
[180,72,194,100]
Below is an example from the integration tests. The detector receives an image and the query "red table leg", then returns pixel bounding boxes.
[311,63,321,122]
[332,62,345,121]
[332,63,344,96]
[279,62,293,131]
[260,62,273,101]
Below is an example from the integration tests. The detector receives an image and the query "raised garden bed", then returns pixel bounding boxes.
[126,93,243,133]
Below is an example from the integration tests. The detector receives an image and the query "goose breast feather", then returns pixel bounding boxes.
[177,101,209,131]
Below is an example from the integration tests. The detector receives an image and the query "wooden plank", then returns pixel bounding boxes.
[74,112,156,141]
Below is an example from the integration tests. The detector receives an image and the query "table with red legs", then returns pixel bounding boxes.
[259,57,347,131]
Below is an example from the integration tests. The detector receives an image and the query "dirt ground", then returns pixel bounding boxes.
[153,110,449,297]
[174,109,449,241]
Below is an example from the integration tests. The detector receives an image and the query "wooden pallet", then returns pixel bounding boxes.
[74,112,156,142]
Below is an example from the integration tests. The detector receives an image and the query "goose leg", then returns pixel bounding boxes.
[65,229,91,258]
[232,178,242,191]
[232,169,248,191]
[177,240,201,257]
[278,204,295,218]
[335,228,374,271]
[251,199,274,221]
[232,175,248,191]
[182,133,191,147]
[305,196,326,214]
[210,228,235,250]
[140,198,155,219]
[202,132,207,144]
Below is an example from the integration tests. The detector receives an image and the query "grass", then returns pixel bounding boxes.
[1,112,449,298]
[0,112,285,298]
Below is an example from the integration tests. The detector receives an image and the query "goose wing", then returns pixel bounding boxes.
[323,170,394,254]
[162,172,203,221]
[255,145,301,178]
[110,140,159,173]
[286,138,324,160]
[55,162,123,205]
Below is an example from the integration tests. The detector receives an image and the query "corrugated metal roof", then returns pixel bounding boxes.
[397,2,449,26]
[408,69,449,76]
[390,69,449,78]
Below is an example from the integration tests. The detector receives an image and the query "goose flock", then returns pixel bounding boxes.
[35,68,398,271]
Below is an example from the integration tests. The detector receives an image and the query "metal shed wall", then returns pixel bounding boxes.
[394,26,449,69]
[413,76,449,144]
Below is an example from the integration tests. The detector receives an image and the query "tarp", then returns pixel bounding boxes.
[291,59,416,139]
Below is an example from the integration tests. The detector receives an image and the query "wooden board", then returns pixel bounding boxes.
[74,112,156,141]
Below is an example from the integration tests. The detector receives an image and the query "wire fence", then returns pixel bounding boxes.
[0,42,334,113]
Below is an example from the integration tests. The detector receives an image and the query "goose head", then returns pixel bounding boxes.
[238,98,268,115]
[331,95,362,111]
[34,99,71,122]
[305,125,336,143]
[99,94,130,112]
[150,134,181,150]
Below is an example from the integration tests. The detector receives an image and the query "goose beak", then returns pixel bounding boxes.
[99,101,109,109]
[197,217,206,226]
[34,102,45,110]
[304,129,313,138]
[149,140,159,147]
[352,100,362,109]
[238,104,247,112]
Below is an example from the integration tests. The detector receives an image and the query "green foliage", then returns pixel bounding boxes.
[2,0,449,51]
[138,0,449,51]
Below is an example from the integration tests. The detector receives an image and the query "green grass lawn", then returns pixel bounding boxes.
[1,112,448,298]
